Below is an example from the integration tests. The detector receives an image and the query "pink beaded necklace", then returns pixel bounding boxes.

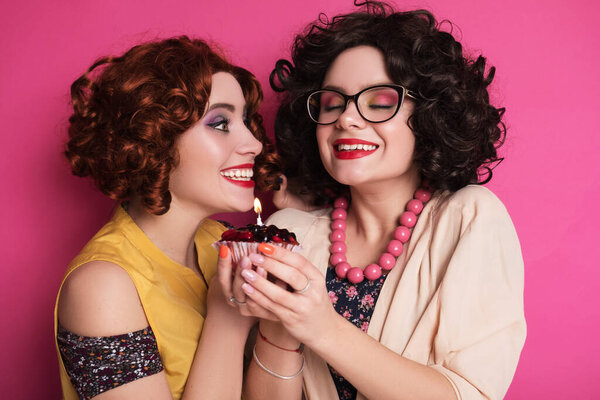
[329,187,433,283]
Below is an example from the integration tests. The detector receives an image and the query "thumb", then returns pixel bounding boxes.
[216,244,234,301]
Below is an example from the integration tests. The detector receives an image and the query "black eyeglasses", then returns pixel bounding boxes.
[306,84,418,125]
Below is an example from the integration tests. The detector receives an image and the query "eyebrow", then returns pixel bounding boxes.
[322,82,394,93]
[207,103,235,112]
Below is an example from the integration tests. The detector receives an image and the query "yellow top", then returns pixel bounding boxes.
[54,205,227,399]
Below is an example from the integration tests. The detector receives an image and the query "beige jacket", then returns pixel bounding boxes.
[266,185,526,400]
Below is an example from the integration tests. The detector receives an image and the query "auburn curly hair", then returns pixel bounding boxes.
[66,36,280,215]
[269,1,505,205]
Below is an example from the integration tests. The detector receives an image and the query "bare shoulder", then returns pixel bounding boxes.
[57,260,149,337]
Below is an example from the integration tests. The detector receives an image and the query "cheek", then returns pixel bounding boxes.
[378,119,416,162]
[173,136,227,185]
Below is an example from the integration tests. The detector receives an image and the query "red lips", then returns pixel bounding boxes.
[332,139,379,160]
[220,163,255,188]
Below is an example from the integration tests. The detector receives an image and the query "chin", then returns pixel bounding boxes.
[229,197,255,213]
[328,168,370,187]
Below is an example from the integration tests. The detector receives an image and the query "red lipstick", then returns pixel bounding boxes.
[332,139,379,160]
[220,163,255,188]
[222,163,254,170]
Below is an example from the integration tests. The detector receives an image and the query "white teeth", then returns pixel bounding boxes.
[220,168,254,180]
[336,144,378,151]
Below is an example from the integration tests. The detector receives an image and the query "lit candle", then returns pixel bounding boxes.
[254,198,263,226]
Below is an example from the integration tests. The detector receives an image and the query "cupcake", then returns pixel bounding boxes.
[215,224,300,264]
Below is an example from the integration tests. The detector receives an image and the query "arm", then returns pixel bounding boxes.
[242,320,304,400]
[216,247,303,400]
[184,258,256,399]
[58,260,254,399]
[238,245,456,400]
[58,261,173,399]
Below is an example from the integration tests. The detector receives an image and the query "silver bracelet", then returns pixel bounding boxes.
[252,345,305,380]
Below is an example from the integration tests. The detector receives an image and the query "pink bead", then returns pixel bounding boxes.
[364,264,382,280]
[330,241,347,254]
[414,188,432,202]
[394,226,411,243]
[406,199,424,215]
[347,267,365,284]
[400,211,417,228]
[335,262,351,279]
[330,229,345,242]
[378,253,396,270]
[331,208,347,220]
[330,252,347,266]
[331,218,346,231]
[387,240,404,257]
[334,198,348,209]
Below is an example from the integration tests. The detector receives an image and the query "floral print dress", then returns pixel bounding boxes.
[325,267,389,400]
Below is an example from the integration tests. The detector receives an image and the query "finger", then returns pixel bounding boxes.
[240,268,297,310]
[217,244,234,301]
[243,299,280,321]
[249,252,310,292]
[231,256,251,306]
[241,281,292,319]
[256,243,319,281]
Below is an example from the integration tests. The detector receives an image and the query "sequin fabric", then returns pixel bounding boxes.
[57,325,163,399]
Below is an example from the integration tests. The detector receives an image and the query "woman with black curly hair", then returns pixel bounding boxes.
[54,37,279,399]
[221,2,526,399]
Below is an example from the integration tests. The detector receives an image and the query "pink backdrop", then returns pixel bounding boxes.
[1,0,599,398]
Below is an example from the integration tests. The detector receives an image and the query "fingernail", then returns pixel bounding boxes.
[242,283,255,294]
[257,267,266,277]
[258,243,275,255]
[219,245,229,259]
[241,269,256,281]
[249,253,265,264]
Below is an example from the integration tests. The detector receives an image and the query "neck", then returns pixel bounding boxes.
[126,198,209,269]
[346,169,421,243]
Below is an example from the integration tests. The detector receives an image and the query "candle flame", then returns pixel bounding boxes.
[254,198,262,214]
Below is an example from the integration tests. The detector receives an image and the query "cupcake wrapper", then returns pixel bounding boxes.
[212,241,301,264]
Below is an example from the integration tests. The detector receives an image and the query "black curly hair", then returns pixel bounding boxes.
[269,0,505,206]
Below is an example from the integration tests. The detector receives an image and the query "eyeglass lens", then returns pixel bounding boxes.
[308,86,402,124]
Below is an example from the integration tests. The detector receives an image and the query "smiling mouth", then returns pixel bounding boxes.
[332,139,379,159]
[335,143,379,152]
[220,164,255,188]
[220,168,254,181]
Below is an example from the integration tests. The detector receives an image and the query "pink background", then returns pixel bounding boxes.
[1,0,599,398]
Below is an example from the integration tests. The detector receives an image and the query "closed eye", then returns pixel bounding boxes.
[368,104,395,110]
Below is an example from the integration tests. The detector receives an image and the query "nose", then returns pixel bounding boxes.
[238,123,263,157]
[336,100,366,130]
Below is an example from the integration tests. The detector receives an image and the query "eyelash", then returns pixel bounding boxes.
[207,117,230,132]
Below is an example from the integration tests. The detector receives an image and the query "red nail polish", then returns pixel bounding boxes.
[258,243,275,255]
[219,245,229,258]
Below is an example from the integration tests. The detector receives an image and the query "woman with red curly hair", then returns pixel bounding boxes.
[54,36,277,399]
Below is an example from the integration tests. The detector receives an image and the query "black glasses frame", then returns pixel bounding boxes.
[306,84,418,125]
